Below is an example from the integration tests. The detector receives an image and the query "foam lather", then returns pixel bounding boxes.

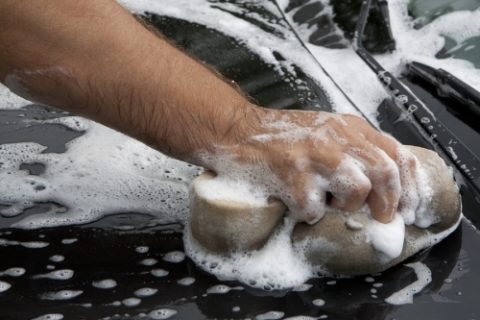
[189,146,462,276]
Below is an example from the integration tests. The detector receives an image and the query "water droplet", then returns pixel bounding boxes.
[31,314,64,320]
[122,297,141,307]
[148,308,177,319]
[61,238,77,245]
[0,281,11,293]
[139,258,158,266]
[177,277,195,286]
[163,251,185,263]
[135,246,149,254]
[255,311,284,320]
[41,290,83,300]
[49,255,65,263]
[312,299,325,307]
[151,269,169,278]
[134,288,158,297]
[92,279,117,289]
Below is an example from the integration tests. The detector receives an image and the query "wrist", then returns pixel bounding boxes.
[187,102,268,168]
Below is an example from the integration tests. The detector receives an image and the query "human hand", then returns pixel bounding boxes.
[196,106,420,224]
[0,0,418,225]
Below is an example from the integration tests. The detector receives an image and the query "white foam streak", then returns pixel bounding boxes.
[185,218,312,290]
[148,308,177,319]
[41,290,83,300]
[384,262,432,305]
[195,176,268,206]
[0,119,200,229]
[31,314,64,320]
[367,214,405,261]
[92,279,117,289]
[118,0,356,115]
[0,280,11,293]
[33,269,74,280]
[0,84,31,109]
[380,0,480,91]
[0,267,26,277]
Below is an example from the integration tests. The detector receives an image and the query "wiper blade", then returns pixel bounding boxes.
[407,61,480,119]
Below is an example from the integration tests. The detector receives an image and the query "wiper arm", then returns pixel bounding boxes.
[407,61,480,119]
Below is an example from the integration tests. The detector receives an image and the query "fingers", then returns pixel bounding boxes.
[366,152,402,223]
[329,156,372,212]
[347,145,402,223]
[303,126,402,223]
[281,172,327,225]
[264,112,418,225]
[341,116,412,223]
[395,147,420,224]
[363,130,421,224]
[367,181,400,223]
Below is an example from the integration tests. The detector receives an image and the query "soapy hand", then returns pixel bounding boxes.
[197,106,420,224]
[0,0,420,225]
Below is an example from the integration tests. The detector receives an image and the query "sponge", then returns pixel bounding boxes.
[188,146,461,276]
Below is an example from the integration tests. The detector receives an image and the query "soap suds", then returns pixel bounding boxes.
[0,267,26,277]
[139,258,158,266]
[92,279,117,289]
[49,255,65,263]
[33,269,74,281]
[31,314,64,320]
[195,175,269,206]
[163,251,185,263]
[0,0,471,290]
[150,269,169,278]
[0,238,49,249]
[312,298,325,307]
[367,214,405,261]
[0,84,31,110]
[148,308,177,319]
[185,218,313,290]
[293,283,313,292]
[134,288,158,297]
[61,238,77,245]
[177,277,195,286]
[122,297,141,307]
[41,290,83,300]
[0,281,11,293]
[385,262,432,305]
[0,119,200,229]
[255,311,285,320]
[135,246,149,254]
[206,284,244,295]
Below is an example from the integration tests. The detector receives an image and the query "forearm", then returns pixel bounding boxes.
[0,0,420,224]
[0,0,254,162]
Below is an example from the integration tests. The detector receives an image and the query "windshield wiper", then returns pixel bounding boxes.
[354,0,480,193]
[407,61,480,120]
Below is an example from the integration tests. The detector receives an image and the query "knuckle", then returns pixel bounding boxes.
[376,158,400,186]
[406,154,418,171]
[353,179,371,197]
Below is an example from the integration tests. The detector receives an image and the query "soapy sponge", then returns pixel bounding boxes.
[188,146,461,276]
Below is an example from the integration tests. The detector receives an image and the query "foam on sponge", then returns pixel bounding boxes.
[186,146,462,286]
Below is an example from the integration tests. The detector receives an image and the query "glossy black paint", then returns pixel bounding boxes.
[0,2,479,319]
